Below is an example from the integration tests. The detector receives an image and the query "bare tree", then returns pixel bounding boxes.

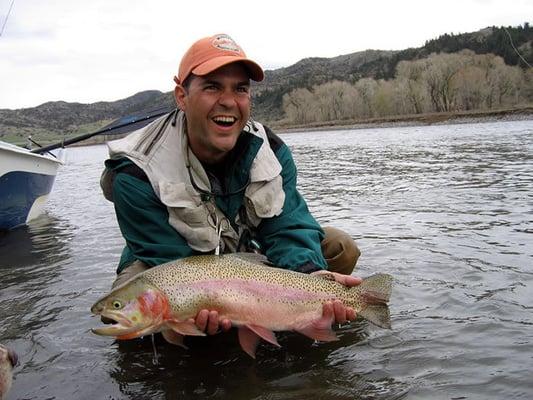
[396,60,429,114]
[453,65,487,110]
[354,78,378,118]
[281,50,530,124]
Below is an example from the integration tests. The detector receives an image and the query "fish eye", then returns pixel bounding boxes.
[112,300,123,309]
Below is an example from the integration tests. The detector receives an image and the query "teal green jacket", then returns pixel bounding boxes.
[105,128,327,274]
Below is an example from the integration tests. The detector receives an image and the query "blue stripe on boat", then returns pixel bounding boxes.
[0,171,56,230]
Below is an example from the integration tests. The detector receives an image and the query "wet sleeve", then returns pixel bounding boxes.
[255,145,327,271]
[112,172,194,271]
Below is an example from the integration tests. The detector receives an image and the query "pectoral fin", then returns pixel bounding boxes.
[161,329,187,348]
[165,320,206,337]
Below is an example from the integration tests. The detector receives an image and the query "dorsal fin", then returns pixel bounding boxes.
[229,252,272,266]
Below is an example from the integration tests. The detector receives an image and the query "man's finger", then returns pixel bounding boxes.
[195,309,209,331]
[207,311,219,335]
[220,318,232,332]
[313,270,362,287]
[333,300,347,324]
[346,307,356,321]
[336,274,362,287]
[322,301,334,321]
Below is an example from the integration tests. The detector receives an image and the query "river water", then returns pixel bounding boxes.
[1,120,532,399]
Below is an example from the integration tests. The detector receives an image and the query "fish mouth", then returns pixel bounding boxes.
[91,320,159,340]
[91,311,160,339]
[1,346,18,368]
[7,348,18,367]
[91,311,139,337]
[91,324,142,337]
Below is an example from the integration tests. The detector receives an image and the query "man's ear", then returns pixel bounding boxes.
[174,85,187,110]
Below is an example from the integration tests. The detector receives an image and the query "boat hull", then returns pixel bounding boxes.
[0,142,62,230]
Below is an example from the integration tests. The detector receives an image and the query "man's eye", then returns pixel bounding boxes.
[237,86,249,93]
[204,85,219,91]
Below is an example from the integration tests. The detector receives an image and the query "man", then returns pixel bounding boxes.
[100,34,361,335]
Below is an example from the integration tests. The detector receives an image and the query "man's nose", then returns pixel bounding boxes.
[217,90,237,107]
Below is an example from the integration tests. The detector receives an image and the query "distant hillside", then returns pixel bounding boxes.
[253,49,397,122]
[253,23,532,121]
[1,23,531,145]
[0,90,175,144]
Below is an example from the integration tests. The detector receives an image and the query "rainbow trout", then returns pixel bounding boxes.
[0,345,17,400]
[91,254,392,358]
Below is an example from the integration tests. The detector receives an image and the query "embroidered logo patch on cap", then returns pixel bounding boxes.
[211,34,241,53]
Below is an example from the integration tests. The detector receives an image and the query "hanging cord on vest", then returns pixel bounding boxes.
[186,164,250,200]
[204,200,230,255]
[185,145,250,200]
[236,207,262,254]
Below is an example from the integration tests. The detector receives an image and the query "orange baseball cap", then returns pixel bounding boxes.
[174,34,264,85]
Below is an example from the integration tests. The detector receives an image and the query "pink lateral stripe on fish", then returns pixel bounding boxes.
[91,253,393,358]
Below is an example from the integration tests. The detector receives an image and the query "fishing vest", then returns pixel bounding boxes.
[100,110,285,253]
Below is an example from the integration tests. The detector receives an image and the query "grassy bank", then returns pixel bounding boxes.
[271,105,533,133]
[4,106,532,149]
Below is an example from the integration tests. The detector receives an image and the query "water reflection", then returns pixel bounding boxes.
[0,213,73,269]
[0,213,74,339]
[104,325,410,399]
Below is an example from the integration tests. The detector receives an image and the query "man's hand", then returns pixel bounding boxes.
[192,310,232,335]
[312,270,362,324]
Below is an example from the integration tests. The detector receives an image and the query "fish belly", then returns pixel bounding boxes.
[165,277,334,332]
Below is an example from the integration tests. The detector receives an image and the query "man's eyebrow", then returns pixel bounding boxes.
[202,79,250,87]
[202,79,221,86]
[201,79,250,87]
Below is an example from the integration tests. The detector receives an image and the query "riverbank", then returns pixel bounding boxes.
[77,106,533,147]
[10,105,533,149]
[272,105,533,134]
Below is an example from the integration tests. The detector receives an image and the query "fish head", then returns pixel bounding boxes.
[0,345,17,369]
[0,344,17,399]
[90,278,171,339]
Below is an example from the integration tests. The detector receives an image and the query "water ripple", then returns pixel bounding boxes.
[1,122,533,399]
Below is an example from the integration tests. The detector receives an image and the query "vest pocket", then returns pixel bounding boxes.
[159,181,209,225]
[246,176,285,218]
[159,181,219,250]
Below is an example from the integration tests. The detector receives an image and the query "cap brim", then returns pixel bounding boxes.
[192,56,264,82]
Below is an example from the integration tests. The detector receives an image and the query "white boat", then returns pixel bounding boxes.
[0,141,63,231]
[0,110,168,231]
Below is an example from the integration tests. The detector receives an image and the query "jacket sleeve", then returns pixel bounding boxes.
[111,169,194,272]
[255,144,327,271]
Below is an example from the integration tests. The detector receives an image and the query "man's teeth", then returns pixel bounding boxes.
[213,116,236,124]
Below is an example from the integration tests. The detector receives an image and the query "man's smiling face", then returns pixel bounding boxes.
[175,62,251,164]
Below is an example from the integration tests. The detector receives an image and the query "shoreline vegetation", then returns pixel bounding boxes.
[69,105,532,148]
[273,104,533,134]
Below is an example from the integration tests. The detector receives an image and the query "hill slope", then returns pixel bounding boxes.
[1,24,531,145]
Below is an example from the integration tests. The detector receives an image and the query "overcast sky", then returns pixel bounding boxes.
[0,0,531,109]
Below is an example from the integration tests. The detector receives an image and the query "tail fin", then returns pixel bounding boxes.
[357,273,393,329]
